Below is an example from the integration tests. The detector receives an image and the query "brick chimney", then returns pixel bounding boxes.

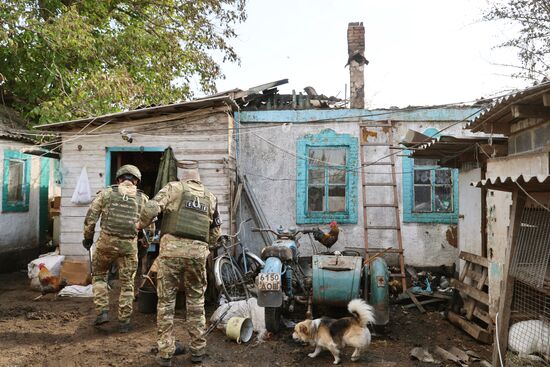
[347,22,367,109]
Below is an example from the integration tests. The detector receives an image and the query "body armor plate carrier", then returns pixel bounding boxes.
[161,182,212,242]
[102,185,142,238]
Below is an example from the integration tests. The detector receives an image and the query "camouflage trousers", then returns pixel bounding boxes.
[157,255,207,359]
[92,241,138,323]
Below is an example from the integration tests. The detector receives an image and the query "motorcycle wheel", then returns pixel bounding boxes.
[265,307,282,333]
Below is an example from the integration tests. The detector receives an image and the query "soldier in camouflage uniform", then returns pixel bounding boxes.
[138,160,221,367]
[82,164,148,333]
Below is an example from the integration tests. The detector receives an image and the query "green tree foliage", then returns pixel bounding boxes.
[484,0,550,80]
[0,0,246,124]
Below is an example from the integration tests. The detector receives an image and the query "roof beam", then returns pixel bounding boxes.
[543,92,550,107]
[510,104,550,119]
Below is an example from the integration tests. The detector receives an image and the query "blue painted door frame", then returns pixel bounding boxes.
[104,146,165,185]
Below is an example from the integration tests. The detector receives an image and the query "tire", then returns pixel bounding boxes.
[265,307,282,333]
[217,257,249,302]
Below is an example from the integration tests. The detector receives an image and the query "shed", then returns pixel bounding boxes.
[464,82,550,364]
[35,96,238,259]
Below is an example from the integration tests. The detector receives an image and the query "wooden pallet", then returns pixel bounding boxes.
[448,251,493,343]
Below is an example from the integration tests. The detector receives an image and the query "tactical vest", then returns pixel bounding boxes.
[101,185,143,238]
[161,181,213,242]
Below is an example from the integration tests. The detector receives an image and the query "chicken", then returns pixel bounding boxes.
[37,263,66,295]
[312,220,339,248]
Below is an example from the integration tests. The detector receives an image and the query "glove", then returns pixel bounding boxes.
[82,238,93,251]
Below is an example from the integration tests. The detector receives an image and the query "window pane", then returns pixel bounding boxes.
[8,159,24,203]
[435,185,453,212]
[414,158,438,166]
[414,186,431,212]
[309,148,346,165]
[308,168,324,185]
[329,168,346,184]
[414,169,431,184]
[308,186,325,212]
[533,124,550,149]
[328,186,346,212]
[435,170,452,184]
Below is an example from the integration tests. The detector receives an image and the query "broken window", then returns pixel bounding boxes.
[307,148,347,213]
[3,150,30,212]
[296,129,358,224]
[413,159,453,213]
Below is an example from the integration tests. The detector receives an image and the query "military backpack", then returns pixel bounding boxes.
[161,181,213,242]
[102,185,143,238]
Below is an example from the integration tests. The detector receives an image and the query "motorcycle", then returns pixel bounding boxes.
[252,226,314,332]
[253,225,390,333]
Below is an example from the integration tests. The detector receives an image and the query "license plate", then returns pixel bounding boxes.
[257,273,281,291]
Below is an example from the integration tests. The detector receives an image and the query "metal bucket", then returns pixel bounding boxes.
[225,317,253,344]
[138,286,157,314]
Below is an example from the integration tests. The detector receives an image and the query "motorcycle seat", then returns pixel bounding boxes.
[261,246,293,261]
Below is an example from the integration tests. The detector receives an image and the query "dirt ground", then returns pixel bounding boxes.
[0,271,493,367]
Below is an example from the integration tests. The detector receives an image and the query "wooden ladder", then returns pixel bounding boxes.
[360,121,407,291]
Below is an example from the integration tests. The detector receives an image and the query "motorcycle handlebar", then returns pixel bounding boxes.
[251,227,317,237]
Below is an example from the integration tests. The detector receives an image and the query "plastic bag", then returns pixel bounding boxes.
[71,166,92,204]
[28,251,65,291]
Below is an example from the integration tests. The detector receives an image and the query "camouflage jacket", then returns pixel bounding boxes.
[140,180,221,258]
[84,181,149,242]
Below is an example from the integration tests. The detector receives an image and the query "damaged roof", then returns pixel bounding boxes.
[33,79,298,131]
[466,81,550,134]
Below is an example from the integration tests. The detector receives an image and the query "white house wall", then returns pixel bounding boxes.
[57,110,234,259]
[238,115,472,267]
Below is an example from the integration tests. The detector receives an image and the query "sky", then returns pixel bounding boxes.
[212,0,533,109]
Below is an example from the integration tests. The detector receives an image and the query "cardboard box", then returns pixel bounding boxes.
[60,260,91,285]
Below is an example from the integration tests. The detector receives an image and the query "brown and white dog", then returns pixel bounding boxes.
[292,299,375,364]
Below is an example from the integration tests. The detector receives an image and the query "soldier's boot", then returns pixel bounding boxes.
[118,321,131,333]
[156,356,172,367]
[93,311,109,326]
[174,342,187,356]
[191,354,204,364]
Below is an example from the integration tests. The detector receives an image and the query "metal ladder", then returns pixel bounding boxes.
[360,121,407,292]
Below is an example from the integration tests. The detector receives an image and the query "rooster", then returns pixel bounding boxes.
[312,220,339,248]
[35,263,67,299]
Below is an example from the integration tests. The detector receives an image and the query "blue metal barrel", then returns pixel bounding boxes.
[312,255,362,307]
[368,257,389,325]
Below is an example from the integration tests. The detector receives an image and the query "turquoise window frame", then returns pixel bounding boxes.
[402,128,459,224]
[2,149,31,212]
[105,146,165,185]
[296,129,358,224]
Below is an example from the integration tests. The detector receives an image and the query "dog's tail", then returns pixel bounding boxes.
[348,299,375,327]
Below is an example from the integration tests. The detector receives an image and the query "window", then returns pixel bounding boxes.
[413,159,454,213]
[297,129,358,224]
[402,129,458,223]
[3,149,31,212]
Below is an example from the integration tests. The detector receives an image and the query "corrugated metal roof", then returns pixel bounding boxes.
[34,95,234,131]
[466,81,550,134]
[471,175,550,192]
[0,129,37,144]
[401,129,507,168]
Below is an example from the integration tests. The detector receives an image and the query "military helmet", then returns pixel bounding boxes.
[116,164,142,182]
